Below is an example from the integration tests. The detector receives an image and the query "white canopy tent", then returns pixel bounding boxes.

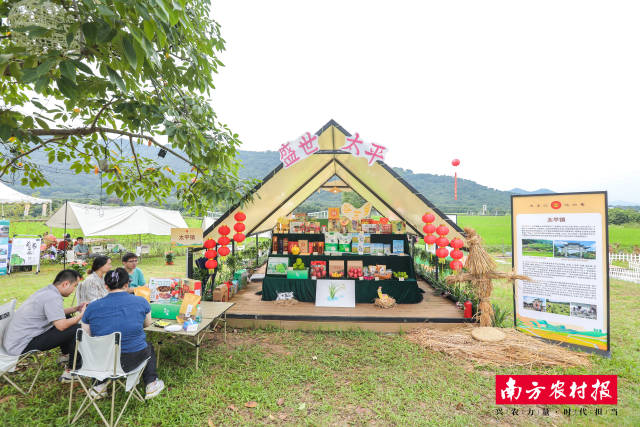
[0,182,52,217]
[46,202,188,236]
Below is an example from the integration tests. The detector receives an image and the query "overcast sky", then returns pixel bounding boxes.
[211,1,639,204]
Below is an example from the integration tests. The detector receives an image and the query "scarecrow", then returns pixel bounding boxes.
[446,228,530,327]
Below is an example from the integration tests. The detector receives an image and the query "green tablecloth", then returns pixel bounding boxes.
[261,277,423,304]
[267,254,415,278]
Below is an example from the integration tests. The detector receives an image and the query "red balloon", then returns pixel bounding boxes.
[450,260,463,270]
[436,225,450,236]
[451,249,464,260]
[233,222,245,232]
[218,225,231,236]
[233,233,245,243]
[218,246,230,257]
[203,239,216,249]
[422,213,435,224]
[234,212,246,222]
[436,237,449,248]
[218,236,230,246]
[452,159,460,167]
[424,235,437,245]
[423,224,436,234]
[204,249,217,259]
[205,259,218,270]
[450,238,464,249]
[436,247,449,258]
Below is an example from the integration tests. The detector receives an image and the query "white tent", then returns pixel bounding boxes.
[46,202,188,236]
[0,182,51,204]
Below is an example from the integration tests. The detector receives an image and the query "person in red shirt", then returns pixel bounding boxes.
[57,234,72,251]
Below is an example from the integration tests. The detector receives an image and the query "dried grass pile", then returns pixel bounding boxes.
[406,326,591,367]
[374,296,396,309]
[274,298,298,305]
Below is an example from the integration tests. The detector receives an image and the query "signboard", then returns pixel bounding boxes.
[0,220,9,276]
[10,237,41,267]
[340,132,387,165]
[512,192,609,356]
[279,132,320,168]
[315,279,356,307]
[171,228,203,247]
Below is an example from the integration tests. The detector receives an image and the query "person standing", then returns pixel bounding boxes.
[3,270,86,382]
[76,256,112,304]
[121,252,145,291]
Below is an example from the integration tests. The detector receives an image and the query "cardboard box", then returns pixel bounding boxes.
[287,268,309,279]
[182,278,202,297]
[212,284,229,301]
[329,260,345,278]
[150,302,181,319]
[328,207,340,220]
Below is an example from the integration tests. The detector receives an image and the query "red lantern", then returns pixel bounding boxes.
[422,213,435,224]
[422,224,436,234]
[450,238,464,249]
[218,246,230,257]
[203,239,216,249]
[436,237,449,248]
[234,211,246,222]
[424,235,437,245]
[436,225,450,236]
[450,260,463,271]
[205,259,218,270]
[204,249,217,259]
[233,233,245,243]
[233,223,245,233]
[218,236,230,246]
[436,247,449,259]
[451,159,460,167]
[218,225,231,236]
[451,249,464,260]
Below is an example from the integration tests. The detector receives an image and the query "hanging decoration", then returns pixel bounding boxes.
[340,132,388,166]
[233,233,245,243]
[203,238,216,249]
[218,246,230,257]
[234,212,246,222]
[204,240,218,272]
[451,158,460,200]
[421,213,437,248]
[232,211,246,243]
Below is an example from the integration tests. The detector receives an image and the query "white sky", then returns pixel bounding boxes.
[211,0,640,204]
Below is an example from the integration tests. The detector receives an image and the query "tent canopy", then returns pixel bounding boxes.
[46,202,187,236]
[0,182,51,204]
[204,120,465,243]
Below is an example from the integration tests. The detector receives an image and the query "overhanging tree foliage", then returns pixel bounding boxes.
[0,0,257,214]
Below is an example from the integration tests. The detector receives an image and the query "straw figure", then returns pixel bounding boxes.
[446,227,530,327]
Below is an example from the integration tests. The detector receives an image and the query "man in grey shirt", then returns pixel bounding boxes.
[3,270,87,382]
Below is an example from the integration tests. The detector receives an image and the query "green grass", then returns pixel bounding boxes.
[1,258,639,425]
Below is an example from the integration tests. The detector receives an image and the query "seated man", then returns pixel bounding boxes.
[57,234,72,252]
[74,236,89,260]
[121,252,145,292]
[3,270,86,382]
[81,268,164,399]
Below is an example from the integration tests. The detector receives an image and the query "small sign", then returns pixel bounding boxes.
[171,228,203,247]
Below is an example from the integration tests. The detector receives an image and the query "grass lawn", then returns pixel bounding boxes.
[1,259,639,426]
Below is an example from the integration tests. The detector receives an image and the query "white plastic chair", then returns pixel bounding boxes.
[0,299,43,394]
[68,330,148,427]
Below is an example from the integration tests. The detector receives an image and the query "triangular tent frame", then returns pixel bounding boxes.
[203,119,465,242]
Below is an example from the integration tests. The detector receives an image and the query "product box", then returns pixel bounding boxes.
[310,260,327,279]
[272,236,278,254]
[212,284,229,302]
[182,278,202,296]
[383,244,391,255]
[328,207,340,220]
[290,221,305,233]
[327,219,340,232]
[148,278,181,302]
[363,243,371,254]
[372,243,384,256]
[298,239,309,255]
[325,232,339,252]
[346,260,364,279]
[286,268,309,279]
[329,260,345,278]
[391,220,406,234]
[338,233,352,252]
[287,240,298,254]
[150,302,181,319]
[392,240,404,255]
[362,223,378,234]
[380,224,392,234]
[267,257,289,275]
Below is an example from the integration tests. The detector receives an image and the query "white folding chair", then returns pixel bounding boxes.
[0,299,43,394]
[68,330,148,427]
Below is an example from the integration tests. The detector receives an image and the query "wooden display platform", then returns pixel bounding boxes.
[225,278,469,333]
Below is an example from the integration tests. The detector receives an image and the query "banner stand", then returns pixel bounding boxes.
[8,234,42,275]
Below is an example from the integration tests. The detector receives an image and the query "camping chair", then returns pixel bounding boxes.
[66,250,77,263]
[135,245,150,260]
[0,299,43,395]
[68,330,148,427]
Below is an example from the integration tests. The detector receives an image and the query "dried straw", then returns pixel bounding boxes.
[374,296,396,309]
[406,326,591,367]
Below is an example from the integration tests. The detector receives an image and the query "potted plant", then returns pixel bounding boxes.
[69,261,88,280]
[165,251,175,265]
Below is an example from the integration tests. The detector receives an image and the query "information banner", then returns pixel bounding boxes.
[511,192,609,355]
[0,220,9,276]
[315,279,356,308]
[171,228,203,247]
[9,237,41,267]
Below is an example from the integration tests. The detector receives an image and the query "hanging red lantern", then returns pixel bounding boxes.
[233,233,245,243]
[218,225,231,236]
[451,249,464,260]
[436,247,449,259]
[450,238,464,249]
[436,225,450,236]
[422,213,435,224]
[423,224,436,234]
[451,159,460,167]
[424,235,437,245]
[218,236,230,246]
[205,259,218,270]
[203,238,216,249]
[204,249,217,259]
[436,237,449,248]
[450,260,463,271]
[233,223,245,233]
[218,246,230,257]
[234,211,246,222]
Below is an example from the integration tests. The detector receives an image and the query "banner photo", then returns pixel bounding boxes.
[511,192,609,356]
[315,279,356,307]
[0,220,9,276]
[10,237,41,267]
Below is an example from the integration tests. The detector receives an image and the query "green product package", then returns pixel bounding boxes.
[150,302,182,320]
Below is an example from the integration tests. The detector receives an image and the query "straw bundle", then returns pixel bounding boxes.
[406,326,590,367]
[374,296,396,309]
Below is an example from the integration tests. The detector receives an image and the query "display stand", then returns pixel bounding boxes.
[8,234,42,275]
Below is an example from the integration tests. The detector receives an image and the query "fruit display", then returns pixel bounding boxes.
[310,261,327,278]
[330,271,343,278]
[393,271,408,279]
[347,266,363,279]
[291,245,300,255]
[292,258,306,270]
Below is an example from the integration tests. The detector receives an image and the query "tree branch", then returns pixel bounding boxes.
[129,135,143,180]
[0,135,67,178]
[90,100,115,129]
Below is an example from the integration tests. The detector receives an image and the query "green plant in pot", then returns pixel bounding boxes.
[165,251,175,265]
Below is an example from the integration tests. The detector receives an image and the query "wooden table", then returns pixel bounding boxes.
[144,302,235,369]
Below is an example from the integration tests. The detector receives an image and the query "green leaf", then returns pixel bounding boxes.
[66,22,81,47]
[60,61,76,84]
[106,67,126,91]
[122,36,138,70]
[22,116,34,129]
[34,75,49,93]
[56,77,78,100]
[0,54,13,64]
[97,5,116,18]
[143,20,155,42]
[71,60,93,75]
[82,22,98,43]
[35,118,50,130]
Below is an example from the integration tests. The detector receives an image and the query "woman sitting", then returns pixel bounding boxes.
[81,268,164,400]
[76,256,111,305]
